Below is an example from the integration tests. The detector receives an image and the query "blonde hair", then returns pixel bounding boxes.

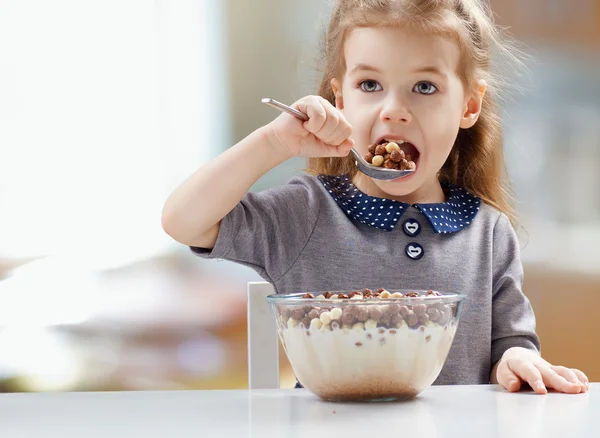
[307,0,526,225]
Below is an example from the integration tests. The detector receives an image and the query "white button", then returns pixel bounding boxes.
[402,219,421,237]
[405,243,424,260]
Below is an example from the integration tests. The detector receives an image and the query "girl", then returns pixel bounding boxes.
[162,0,588,394]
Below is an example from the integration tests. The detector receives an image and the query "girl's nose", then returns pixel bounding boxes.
[380,98,412,124]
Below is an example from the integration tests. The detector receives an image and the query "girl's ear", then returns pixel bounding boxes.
[460,79,487,129]
[330,78,344,110]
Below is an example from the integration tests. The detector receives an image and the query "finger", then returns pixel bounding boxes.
[315,110,340,144]
[537,366,580,394]
[572,369,589,391]
[496,361,522,392]
[336,137,354,155]
[297,97,327,133]
[507,358,547,394]
[551,366,579,384]
[326,116,352,146]
[549,366,585,393]
[571,368,589,384]
[318,140,352,157]
[313,98,346,144]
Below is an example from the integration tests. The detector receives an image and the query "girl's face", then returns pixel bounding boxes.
[332,26,485,203]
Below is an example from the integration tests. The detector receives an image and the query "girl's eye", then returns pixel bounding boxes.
[359,80,383,92]
[413,81,438,95]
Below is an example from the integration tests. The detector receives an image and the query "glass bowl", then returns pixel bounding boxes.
[267,288,465,402]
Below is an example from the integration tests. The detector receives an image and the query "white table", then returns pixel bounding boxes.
[0,384,597,437]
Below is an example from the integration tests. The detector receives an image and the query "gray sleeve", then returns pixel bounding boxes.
[190,177,320,283]
[490,213,541,366]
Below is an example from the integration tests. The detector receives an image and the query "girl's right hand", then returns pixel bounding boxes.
[265,95,354,160]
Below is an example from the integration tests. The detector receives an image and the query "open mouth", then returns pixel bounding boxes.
[364,138,420,171]
[378,138,420,164]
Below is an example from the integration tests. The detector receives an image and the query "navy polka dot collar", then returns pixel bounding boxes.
[318,174,482,233]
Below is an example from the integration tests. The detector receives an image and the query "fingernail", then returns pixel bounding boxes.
[534,381,546,393]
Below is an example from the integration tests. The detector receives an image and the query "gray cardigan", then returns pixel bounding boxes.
[192,174,540,385]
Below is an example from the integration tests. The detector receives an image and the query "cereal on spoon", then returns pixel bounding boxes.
[363,141,417,171]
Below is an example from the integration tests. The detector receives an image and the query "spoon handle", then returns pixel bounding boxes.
[348,148,363,161]
[261,98,309,122]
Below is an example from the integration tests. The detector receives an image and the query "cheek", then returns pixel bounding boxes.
[341,92,375,147]
[346,113,371,150]
[419,100,463,140]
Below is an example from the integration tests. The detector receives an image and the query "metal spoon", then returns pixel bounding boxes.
[261,98,414,181]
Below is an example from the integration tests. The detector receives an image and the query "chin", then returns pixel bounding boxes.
[376,162,427,193]
[373,178,422,198]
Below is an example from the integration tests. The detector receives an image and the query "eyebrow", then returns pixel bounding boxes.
[348,63,382,75]
[413,66,447,78]
[348,63,447,78]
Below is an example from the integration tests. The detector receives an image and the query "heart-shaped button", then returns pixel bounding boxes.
[405,243,424,260]
[402,219,421,237]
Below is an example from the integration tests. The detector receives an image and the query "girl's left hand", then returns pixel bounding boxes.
[494,347,589,394]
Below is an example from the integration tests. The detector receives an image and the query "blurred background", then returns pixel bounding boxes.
[0,0,598,392]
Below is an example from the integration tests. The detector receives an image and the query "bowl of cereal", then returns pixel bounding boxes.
[267,288,465,402]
